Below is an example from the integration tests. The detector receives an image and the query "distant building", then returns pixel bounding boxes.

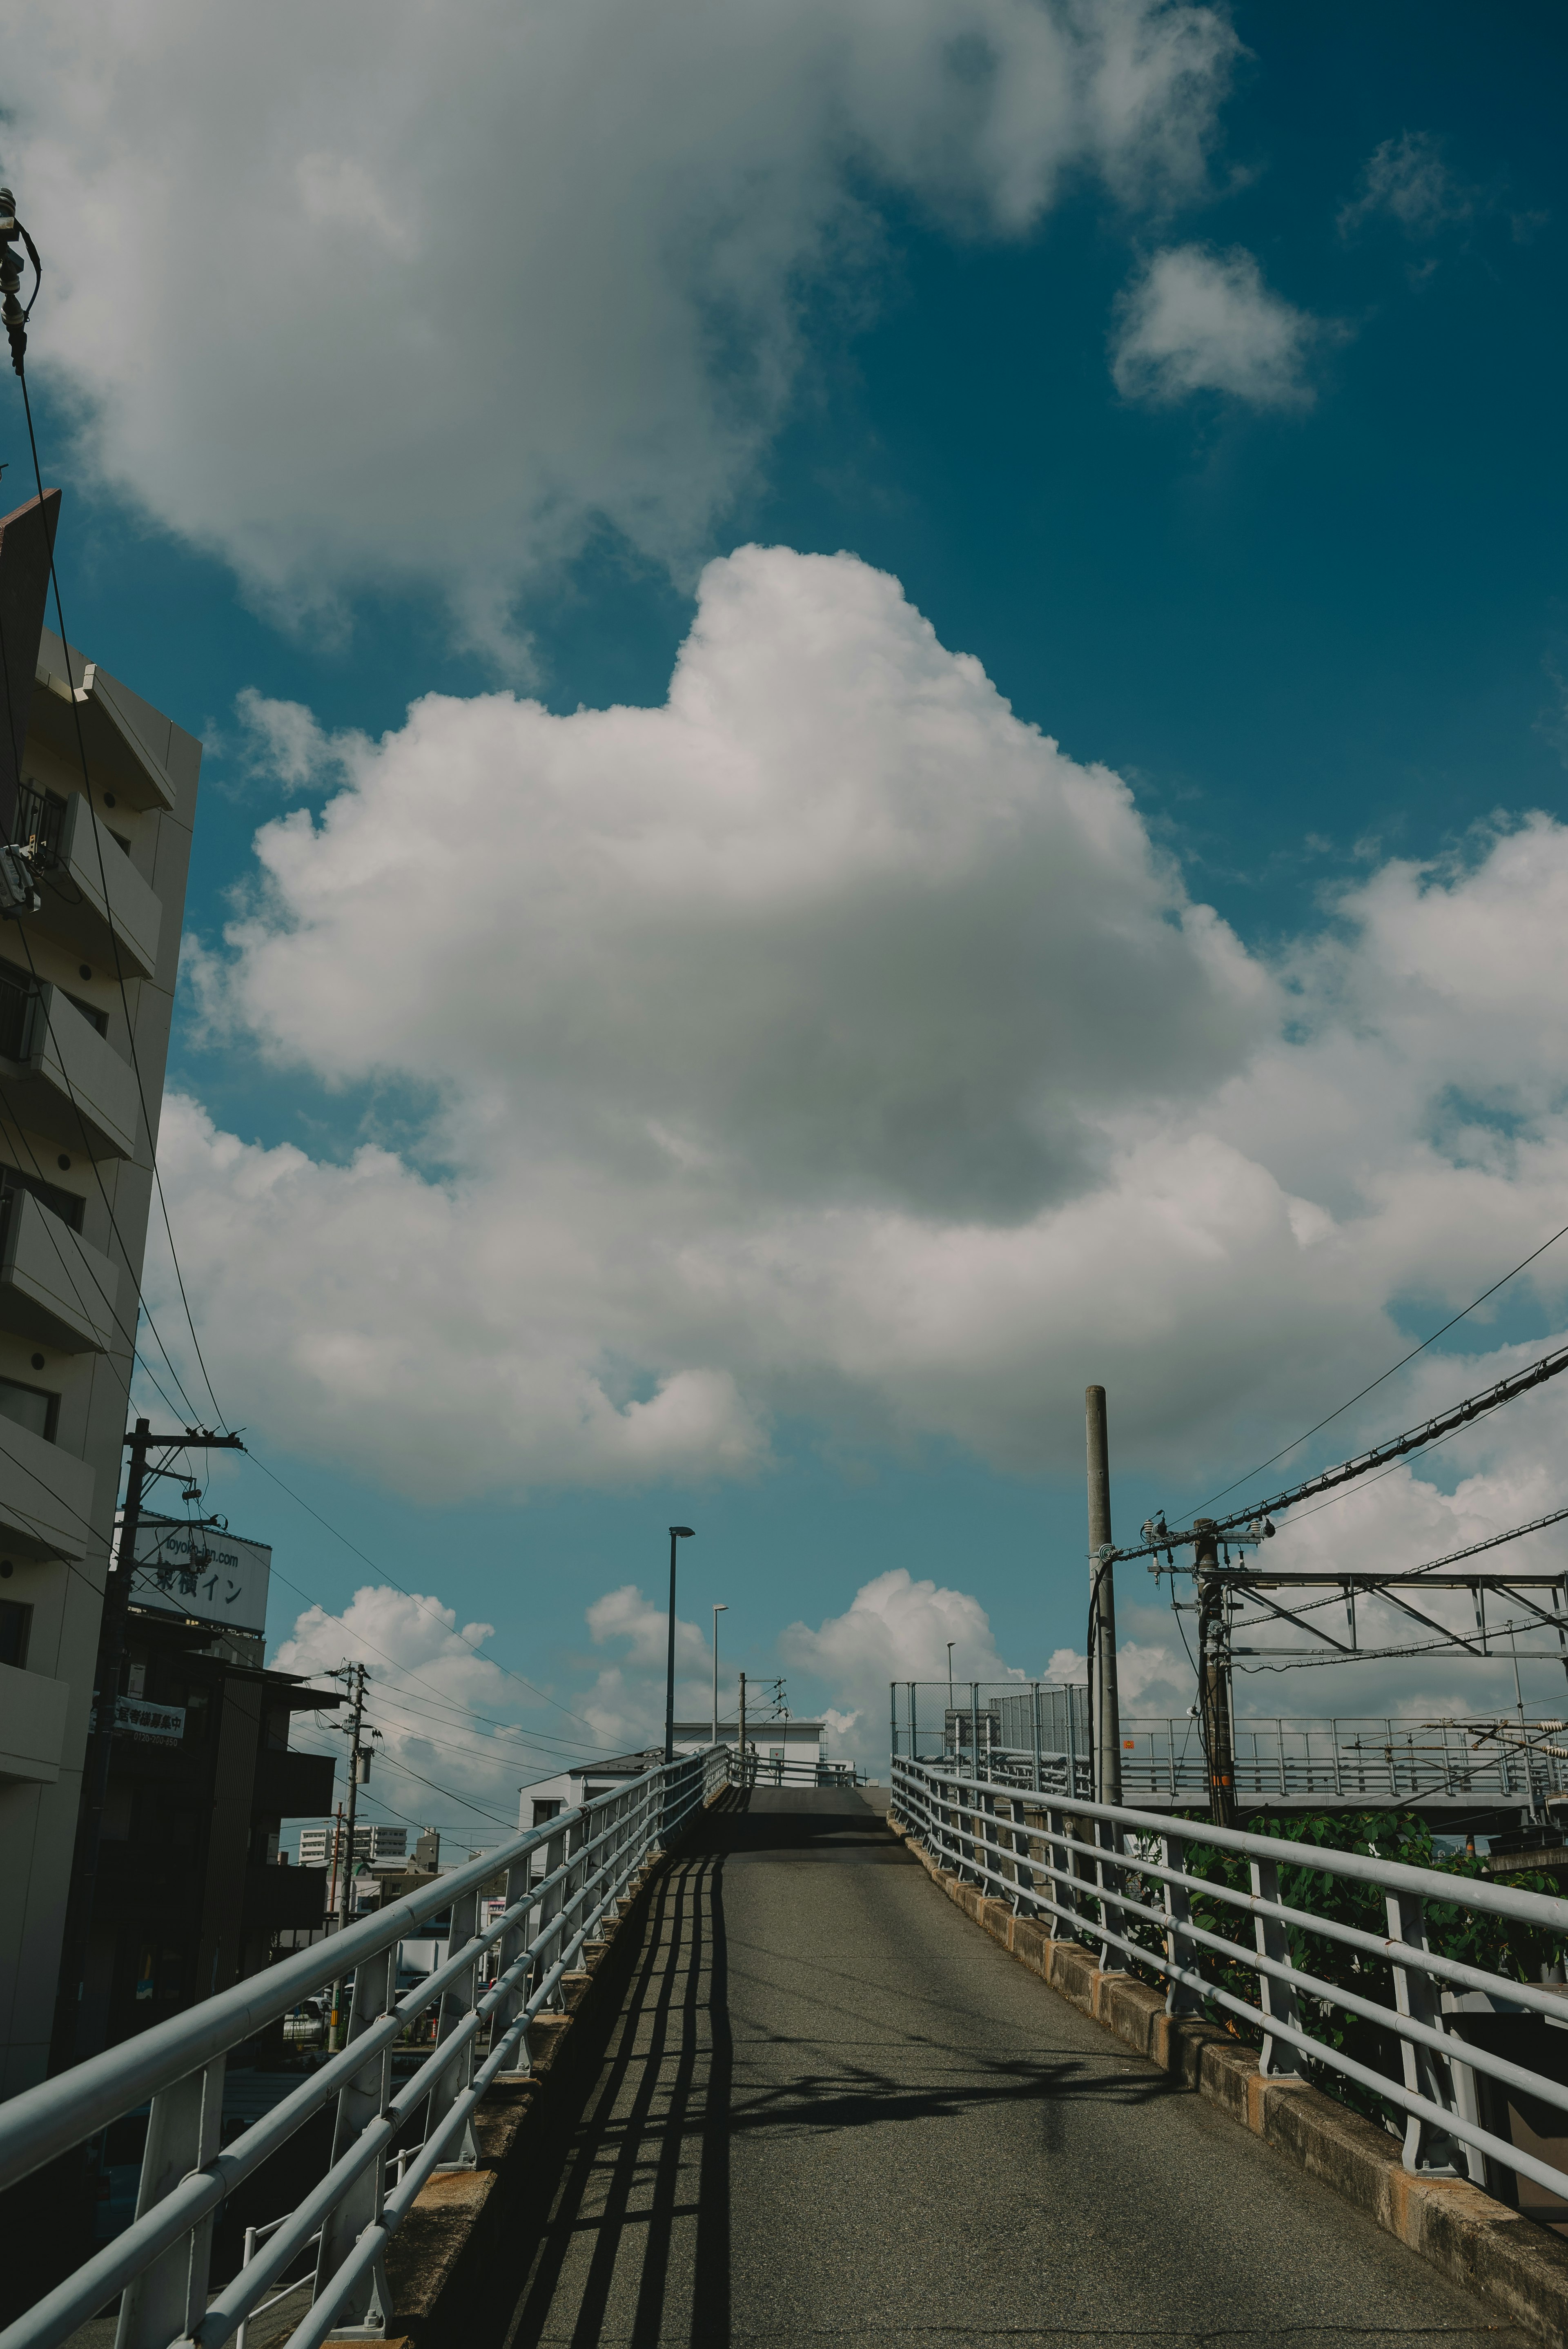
[298,1821,407,1868]
[518,1717,830,1838]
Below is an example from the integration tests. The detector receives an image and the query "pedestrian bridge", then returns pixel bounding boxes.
[4,1750,1568,2349]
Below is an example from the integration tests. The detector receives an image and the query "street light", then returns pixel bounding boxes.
[712,1602,728,1747]
[664,1526,695,1764]
[947,1641,955,1717]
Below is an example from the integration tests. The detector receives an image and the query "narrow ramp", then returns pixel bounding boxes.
[499,1789,1528,2347]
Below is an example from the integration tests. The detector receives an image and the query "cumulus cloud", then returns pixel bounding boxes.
[2,0,1237,651]
[1338,131,1474,241]
[149,548,1568,1522]
[1111,243,1330,408]
[782,1567,1017,1766]
[269,1582,579,1835]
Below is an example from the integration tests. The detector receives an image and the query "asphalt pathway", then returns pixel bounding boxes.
[500,1788,1528,2349]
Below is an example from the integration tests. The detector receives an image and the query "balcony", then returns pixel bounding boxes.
[29,657,178,815]
[251,1747,336,1822]
[0,1408,95,1560]
[0,972,140,1160]
[0,1659,69,1784]
[18,785,162,981]
[0,1185,121,1353]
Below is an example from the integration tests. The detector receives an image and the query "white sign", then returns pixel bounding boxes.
[117,1511,272,1636]
[114,1695,186,1743]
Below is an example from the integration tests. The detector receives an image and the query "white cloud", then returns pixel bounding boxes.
[269,1582,575,1837]
[782,1567,1018,1767]
[2,0,1237,653]
[1338,131,1474,241]
[1111,243,1329,408]
[151,550,1568,1602]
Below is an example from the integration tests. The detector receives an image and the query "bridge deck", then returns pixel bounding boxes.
[496,1788,1528,2347]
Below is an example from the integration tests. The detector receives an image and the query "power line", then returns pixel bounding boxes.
[1188,1215,1568,1519]
[241,1451,600,1731]
[16,368,229,1435]
[1115,1336,1568,1561]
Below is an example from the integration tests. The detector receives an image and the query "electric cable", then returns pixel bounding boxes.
[0,1089,198,1425]
[240,1450,601,1732]
[3,926,207,1423]
[14,359,230,1433]
[1187,1215,1568,1520]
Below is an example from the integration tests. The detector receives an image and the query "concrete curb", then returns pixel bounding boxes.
[326,1793,729,2349]
[888,1812,1568,2344]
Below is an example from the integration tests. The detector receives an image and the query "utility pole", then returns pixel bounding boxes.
[1087,1385,1121,1805]
[329,1663,370,2051]
[664,1526,694,1764]
[738,1671,748,1792]
[711,1602,727,1746]
[1194,1519,1237,1829]
[51,1419,245,2069]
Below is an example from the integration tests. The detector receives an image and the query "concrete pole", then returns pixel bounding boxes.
[1194,1519,1238,1829]
[1087,1385,1121,1805]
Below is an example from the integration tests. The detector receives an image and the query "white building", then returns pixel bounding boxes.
[298,1822,408,1868]
[0,486,203,2099]
[518,1717,830,1834]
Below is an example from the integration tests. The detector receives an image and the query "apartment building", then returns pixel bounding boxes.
[0,487,203,2095]
[297,1822,412,1868]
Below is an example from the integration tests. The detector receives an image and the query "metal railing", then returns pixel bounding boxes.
[1118,1716,1568,1806]
[890,1681,1093,1799]
[892,1752,1568,2214]
[0,1744,729,2349]
[733,1749,861,1790]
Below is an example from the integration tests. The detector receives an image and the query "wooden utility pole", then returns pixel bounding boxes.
[1194,1518,1237,1828]
[1087,1386,1121,1804]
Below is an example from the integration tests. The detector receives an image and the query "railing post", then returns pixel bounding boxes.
[1093,1817,1124,1971]
[312,1943,396,2336]
[492,1849,537,2073]
[536,1822,568,2005]
[1250,1856,1300,2077]
[1046,1804,1082,1937]
[113,2055,226,2349]
[1161,1830,1204,2016]
[1385,1889,1479,2178]
[426,1885,482,2168]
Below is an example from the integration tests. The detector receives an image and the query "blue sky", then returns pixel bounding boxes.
[9,0,1568,1833]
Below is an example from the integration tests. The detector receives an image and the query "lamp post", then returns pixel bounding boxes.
[664,1526,695,1764]
[712,1602,728,1746]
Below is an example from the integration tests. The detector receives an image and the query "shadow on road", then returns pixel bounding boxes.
[502,1793,1171,2349]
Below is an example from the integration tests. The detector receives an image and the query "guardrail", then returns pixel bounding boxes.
[1118,1716,1568,1806]
[733,1749,860,1790]
[0,1744,729,2349]
[891,1752,1568,2213]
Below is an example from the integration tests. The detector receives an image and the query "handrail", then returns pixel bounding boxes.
[891,1752,1568,2215]
[0,1744,730,2349]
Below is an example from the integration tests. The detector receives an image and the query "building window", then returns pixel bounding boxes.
[0,1600,31,1668]
[532,1799,561,1827]
[0,1375,58,1443]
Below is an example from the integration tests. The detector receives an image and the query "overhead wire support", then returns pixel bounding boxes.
[1109,1336,1568,1565]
